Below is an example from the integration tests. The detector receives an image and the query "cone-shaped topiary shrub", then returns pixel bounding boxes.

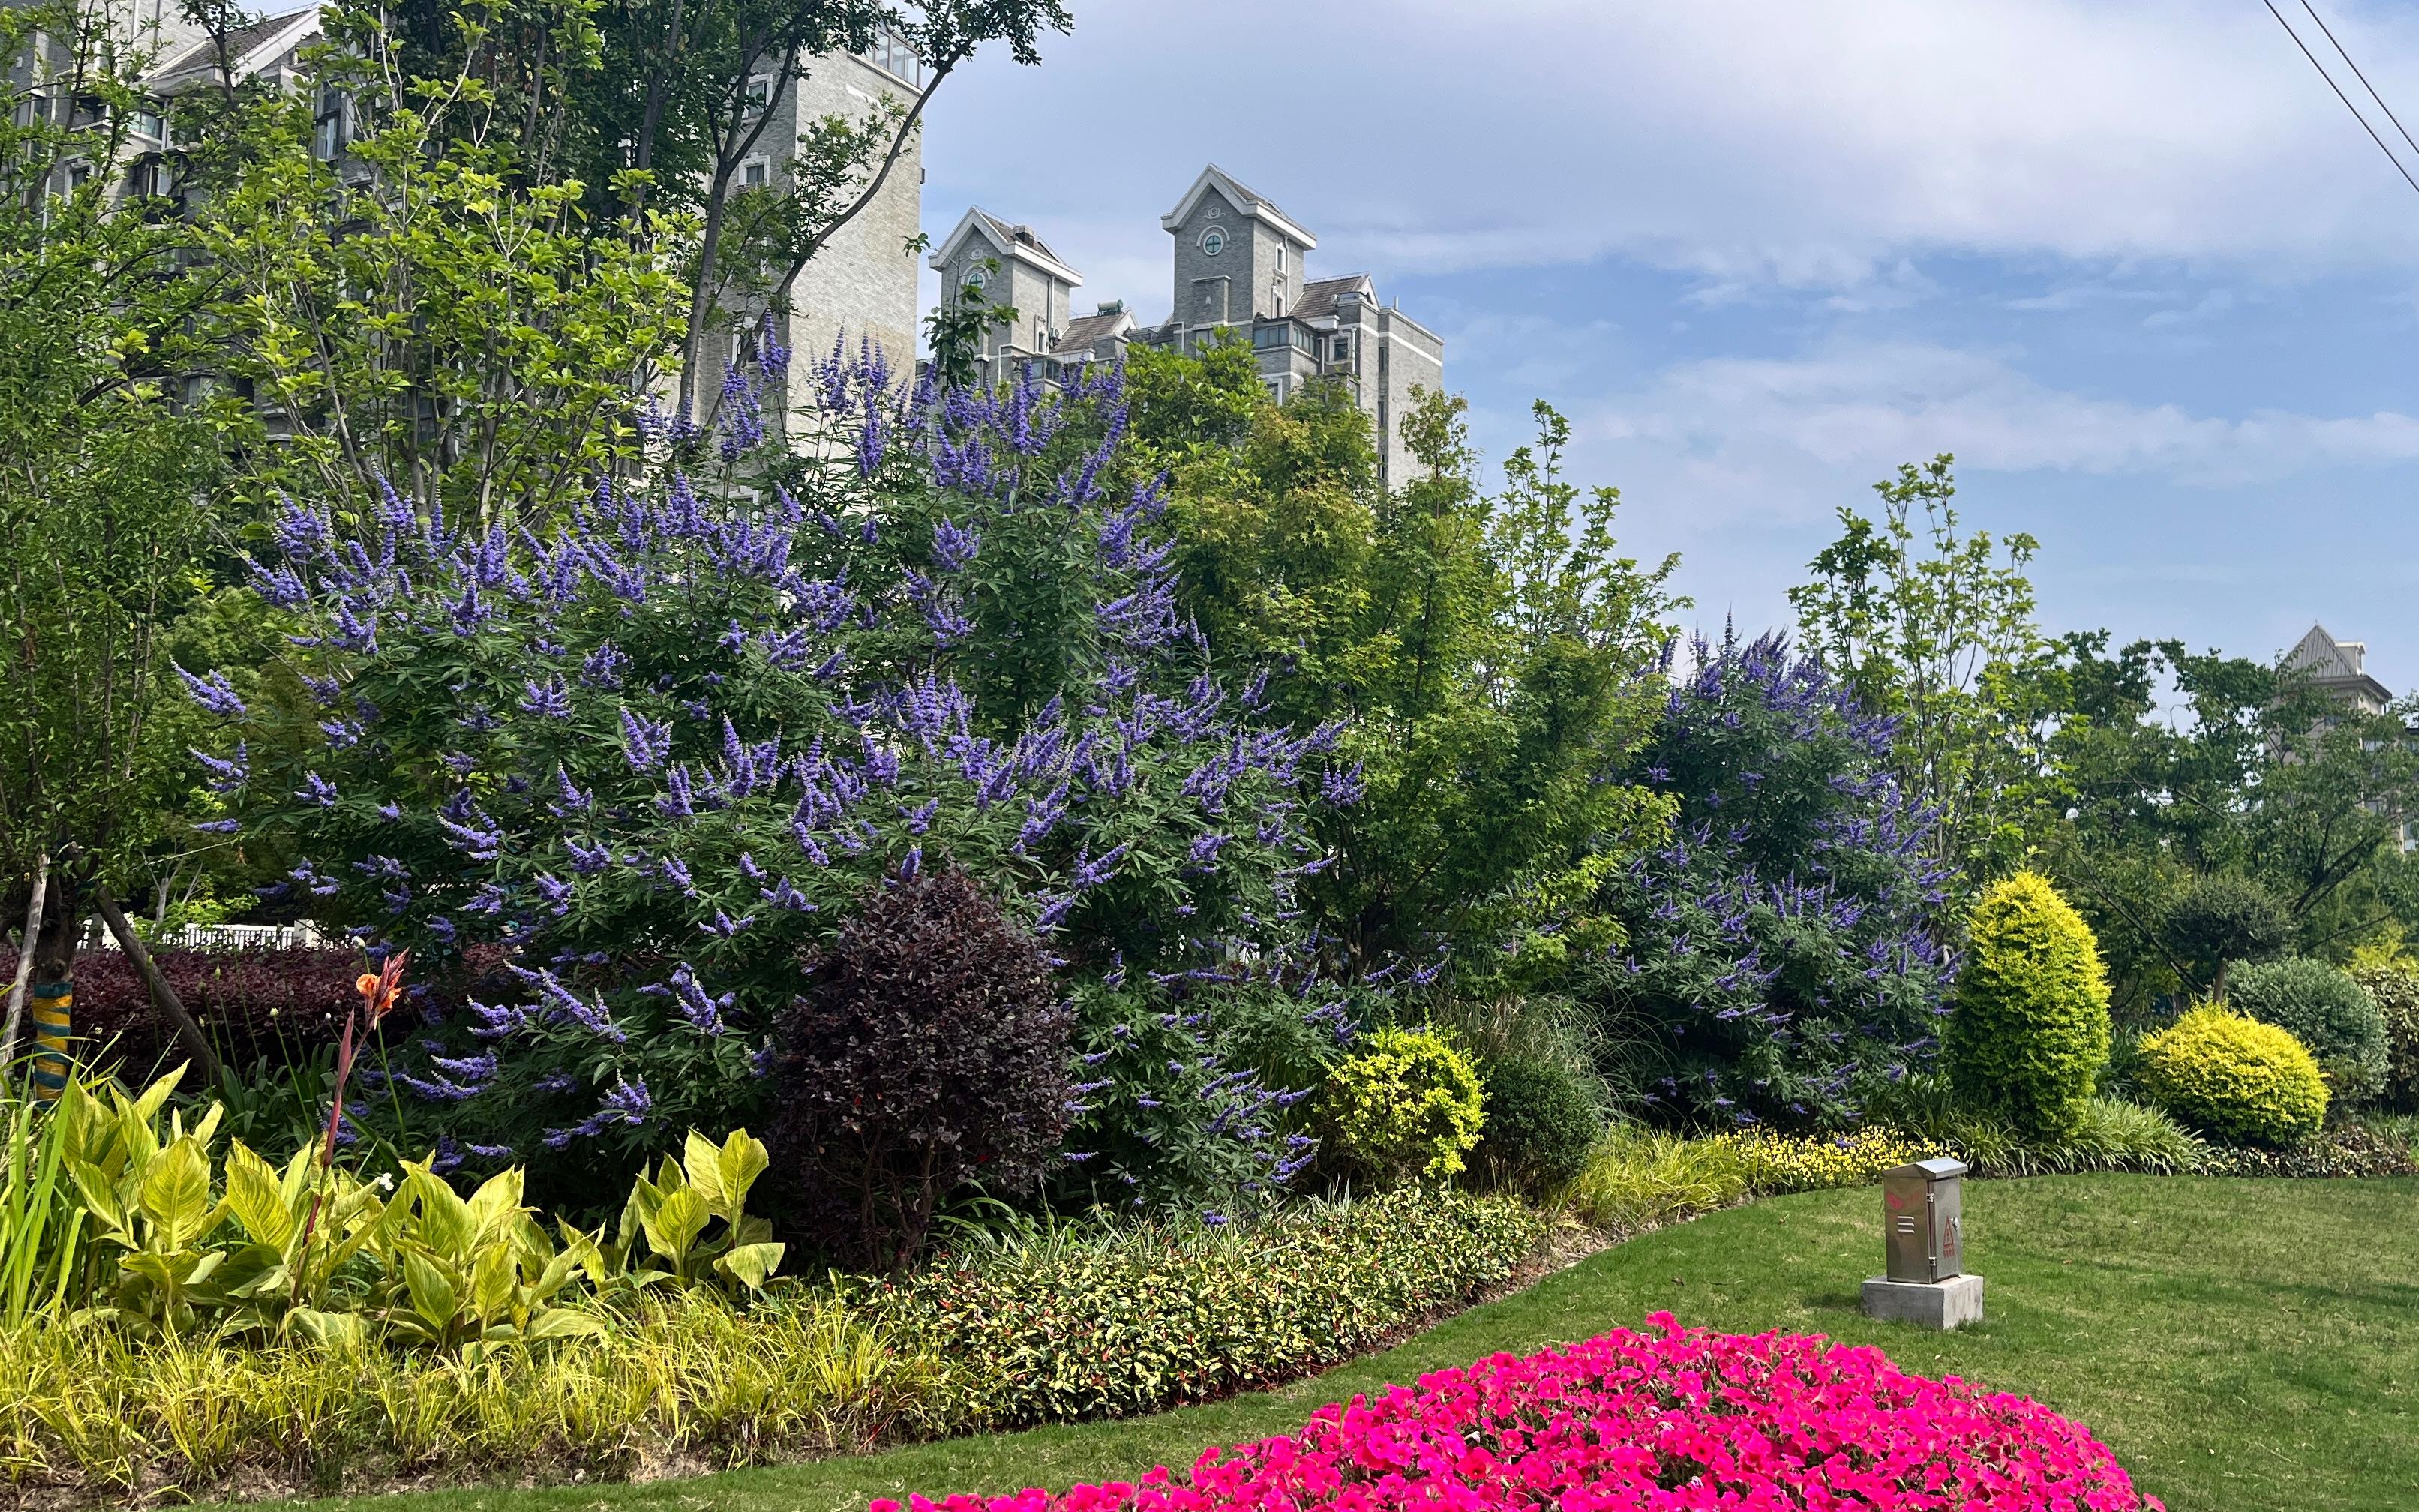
[2136,1004,2328,1147]
[1943,872,2112,1139]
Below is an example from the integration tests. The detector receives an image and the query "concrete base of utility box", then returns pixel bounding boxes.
[1862,1273,1985,1330]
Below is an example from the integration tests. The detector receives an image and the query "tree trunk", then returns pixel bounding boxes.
[92,889,220,1086]
[1,850,50,1064]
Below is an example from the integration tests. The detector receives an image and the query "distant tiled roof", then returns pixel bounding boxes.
[1290,274,1372,323]
[1051,309,1132,356]
[974,210,1064,267]
[152,8,317,83]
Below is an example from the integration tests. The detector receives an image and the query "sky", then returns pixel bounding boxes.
[913,0,2419,691]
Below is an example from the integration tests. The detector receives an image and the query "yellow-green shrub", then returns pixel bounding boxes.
[1715,1126,1934,1195]
[2136,1004,2328,1148]
[1320,1027,1485,1182]
[856,1186,1543,1430]
[1943,872,2112,1139]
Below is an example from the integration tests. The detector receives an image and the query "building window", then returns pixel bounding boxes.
[131,106,164,141]
[1199,226,1226,257]
[743,74,773,118]
[857,26,923,87]
[963,265,989,293]
[740,158,770,189]
[1330,332,1351,362]
[312,86,347,160]
[1276,244,1288,273]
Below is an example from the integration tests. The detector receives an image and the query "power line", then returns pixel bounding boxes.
[2300,1,2419,164]
[2264,0,2419,198]
[2302,0,2419,165]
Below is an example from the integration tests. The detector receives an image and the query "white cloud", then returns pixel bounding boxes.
[1563,339,2419,509]
[920,0,2419,299]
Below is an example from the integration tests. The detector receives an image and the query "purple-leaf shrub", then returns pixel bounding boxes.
[1587,628,1958,1130]
[767,867,1070,1270]
[187,346,1366,1200]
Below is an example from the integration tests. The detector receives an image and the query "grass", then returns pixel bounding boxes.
[230,1173,2419,1512]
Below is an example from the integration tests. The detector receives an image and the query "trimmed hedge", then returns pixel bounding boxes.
[1943,872,2112,1139]
[2349,962,2419,1109]
[854,1186,1546,1430]
[0,946,359,1072]
[2228,958,2388,1106]
[2137,1004,2328,1148]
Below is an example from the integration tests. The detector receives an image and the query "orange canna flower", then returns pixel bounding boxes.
[356,950,412,1022]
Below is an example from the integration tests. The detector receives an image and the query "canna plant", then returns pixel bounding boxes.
[375,1161,604,1352]
[602,1128,784,1295]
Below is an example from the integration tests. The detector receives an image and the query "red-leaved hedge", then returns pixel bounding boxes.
[886,1318,2160,1512]
[0,946,359,1072]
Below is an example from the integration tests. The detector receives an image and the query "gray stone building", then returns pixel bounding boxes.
[758,35,926,382]
[928,165,1445,490]
[926,208,1089,383]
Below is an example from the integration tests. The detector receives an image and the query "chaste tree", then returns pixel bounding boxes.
[185,346,1372,1210]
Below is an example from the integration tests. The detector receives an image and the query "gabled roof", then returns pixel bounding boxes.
[1160,164,1316,249]
[926,207,1082,286]
[150,8,320,92]
[1051,307,1136,356]
[1289,273,1373,324]
[2288,623,2393,706]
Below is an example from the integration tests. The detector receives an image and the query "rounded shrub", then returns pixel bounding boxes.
[1942,872,2113,1140]
[2228,958,2389,1106]
[1321,1026,1484,1183]
[2348,961,2419,1109]
[1470,1052,1601,1191]
[2135,1004,2328,1148]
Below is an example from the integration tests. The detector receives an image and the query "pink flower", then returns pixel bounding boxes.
[887,1318,2161,1512]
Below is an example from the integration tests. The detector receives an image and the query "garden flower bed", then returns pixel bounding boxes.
[887,1318,2159,1512]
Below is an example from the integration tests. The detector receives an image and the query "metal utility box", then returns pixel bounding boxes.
[1882,1156,1967,1282]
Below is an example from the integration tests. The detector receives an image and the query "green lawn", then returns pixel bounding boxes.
[269,1174,2419,1512]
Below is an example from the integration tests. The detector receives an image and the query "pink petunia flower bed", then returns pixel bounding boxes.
[881,1316,2162,1512]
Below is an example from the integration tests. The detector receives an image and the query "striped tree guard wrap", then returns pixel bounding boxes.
[29,981,71,1102]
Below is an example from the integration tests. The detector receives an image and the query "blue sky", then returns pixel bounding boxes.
[914,0,2419,691]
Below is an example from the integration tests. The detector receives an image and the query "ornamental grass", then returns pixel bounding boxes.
[0,1295,931,1498]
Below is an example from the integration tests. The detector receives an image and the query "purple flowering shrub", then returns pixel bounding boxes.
[1586,630,1957,1130]
[182,344,1364,1204]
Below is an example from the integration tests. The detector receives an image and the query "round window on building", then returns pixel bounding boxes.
[962,266,989,292]
[1199,226,1226,257]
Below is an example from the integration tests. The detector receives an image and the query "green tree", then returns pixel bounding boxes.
[1125,352,1680,984]
[2016,632,2419,1016]
[0,0,229,1030]
[1788,455,2048,885]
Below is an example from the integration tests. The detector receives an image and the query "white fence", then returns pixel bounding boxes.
[89,922,338,952]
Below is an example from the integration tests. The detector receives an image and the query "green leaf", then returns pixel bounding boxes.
[713,1240,784,1292]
